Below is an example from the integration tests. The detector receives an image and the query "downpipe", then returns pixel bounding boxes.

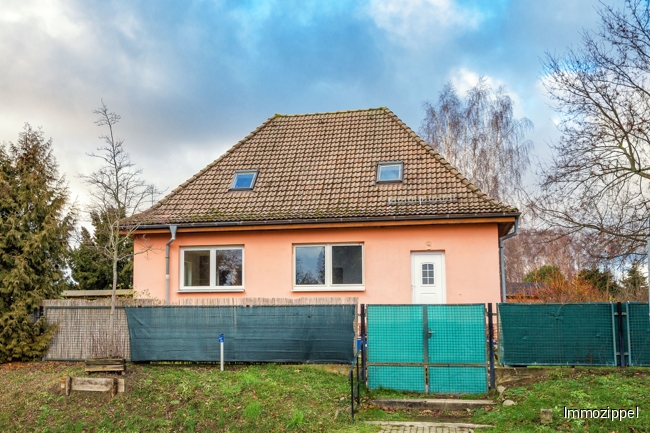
[165,225,178,305]
[499,217,519,303]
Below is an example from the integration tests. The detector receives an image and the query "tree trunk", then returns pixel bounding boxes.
[108,242,118,358]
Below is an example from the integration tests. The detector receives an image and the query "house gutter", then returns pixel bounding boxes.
[130,212,520,231]
[499,217,519,303]
[165,225,178,305]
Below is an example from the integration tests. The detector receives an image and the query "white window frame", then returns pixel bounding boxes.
[179,246,244,292]
[293,243,365,292]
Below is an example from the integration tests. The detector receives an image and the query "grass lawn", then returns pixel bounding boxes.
[0,362,378,433]
[473,368,650,432]
[2,363,650,432]
[358,367,650,432]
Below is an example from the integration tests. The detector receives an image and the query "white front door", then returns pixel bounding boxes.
[411,252,446,304]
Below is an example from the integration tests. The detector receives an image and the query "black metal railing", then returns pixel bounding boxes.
[349,304,366,420]
[487,303,496,390]
[349,349,362,419]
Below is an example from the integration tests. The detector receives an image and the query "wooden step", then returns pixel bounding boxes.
[371,398,496,411]
[85,365,126,373]
[366,421,493,429]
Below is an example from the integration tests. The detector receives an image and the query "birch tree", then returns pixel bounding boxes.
[420,78,533,204]
[81,102,159,358]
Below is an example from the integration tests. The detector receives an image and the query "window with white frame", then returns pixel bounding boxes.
[181,246,244,291]
[293,244,364,291]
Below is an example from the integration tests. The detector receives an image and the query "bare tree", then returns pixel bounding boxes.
[81,101,160,358]
[420,78,533,204]
[535,0,650,261]
[503,227,606,282]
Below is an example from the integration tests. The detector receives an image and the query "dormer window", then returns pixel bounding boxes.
[230,170,258,190]
[377,161,403,183]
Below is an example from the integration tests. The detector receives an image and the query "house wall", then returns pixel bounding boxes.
[133,223,501,305]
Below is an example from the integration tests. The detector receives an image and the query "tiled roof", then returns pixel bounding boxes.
[133,107,517,226]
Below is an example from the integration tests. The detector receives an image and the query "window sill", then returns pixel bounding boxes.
[178,288,244,293]
[292,286,365,292]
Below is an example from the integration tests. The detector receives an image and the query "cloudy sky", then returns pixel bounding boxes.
[1,0,603,222]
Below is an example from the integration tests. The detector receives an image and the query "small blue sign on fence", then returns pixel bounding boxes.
[218,334,224,343]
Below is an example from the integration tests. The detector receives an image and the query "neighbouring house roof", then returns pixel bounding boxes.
[506,282,547,298]
[131,107,518,228]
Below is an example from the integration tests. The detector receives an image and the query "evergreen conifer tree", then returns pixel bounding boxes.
[621,263,649,301]
[69,211,132,291]
[0,124,74,362]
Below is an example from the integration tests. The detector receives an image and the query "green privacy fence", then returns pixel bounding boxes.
[125,305,356,363]
[498,303,617,366]
[625,303,650,366]
[366,304,487,394]
[498,302,650,367]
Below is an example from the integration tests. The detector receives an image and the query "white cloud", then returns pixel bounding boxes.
[365,0,482,45]
[449,67,525,118]
[0,0,85,41]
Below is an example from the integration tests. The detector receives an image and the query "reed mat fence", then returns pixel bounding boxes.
[41,297,359,361]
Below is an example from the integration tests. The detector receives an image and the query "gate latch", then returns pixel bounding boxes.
[427,329,434,338]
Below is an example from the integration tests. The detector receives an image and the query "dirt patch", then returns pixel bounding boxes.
[309,364,350,375]
[0,361,82,373]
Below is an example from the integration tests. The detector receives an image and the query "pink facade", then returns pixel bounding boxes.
[133,222,502,305]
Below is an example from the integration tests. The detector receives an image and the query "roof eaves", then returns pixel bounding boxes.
[130,211,521,231]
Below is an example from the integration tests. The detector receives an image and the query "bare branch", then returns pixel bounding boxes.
[78,101,162,357]
[535,0,650,261]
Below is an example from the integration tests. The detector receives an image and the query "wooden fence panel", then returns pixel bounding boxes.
[43,306,131,361]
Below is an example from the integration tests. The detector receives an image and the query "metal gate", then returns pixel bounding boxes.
[366,304,487,393]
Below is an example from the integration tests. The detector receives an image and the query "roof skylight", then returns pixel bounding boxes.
[230,170,258,190]
[377,162,403,183]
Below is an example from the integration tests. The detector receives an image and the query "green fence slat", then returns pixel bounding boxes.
[368,366,426,392]
[429,367,487,394]
[367,306,423,363]
[427,305,486,364]
[626,303,650,366]
[498,303,616,366]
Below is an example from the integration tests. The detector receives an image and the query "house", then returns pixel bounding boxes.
[130,108,518,305]
[506,282,547,301]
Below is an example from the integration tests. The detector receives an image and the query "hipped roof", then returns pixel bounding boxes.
[132,107,518,228]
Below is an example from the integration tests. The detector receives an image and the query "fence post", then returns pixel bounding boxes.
[626,302,633,367]
[488,303,495,390]
[360,304,366,382]
[422,306,430,394]
[349,368,354,420]
[356,355,361,406]
[617,302,626,368]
